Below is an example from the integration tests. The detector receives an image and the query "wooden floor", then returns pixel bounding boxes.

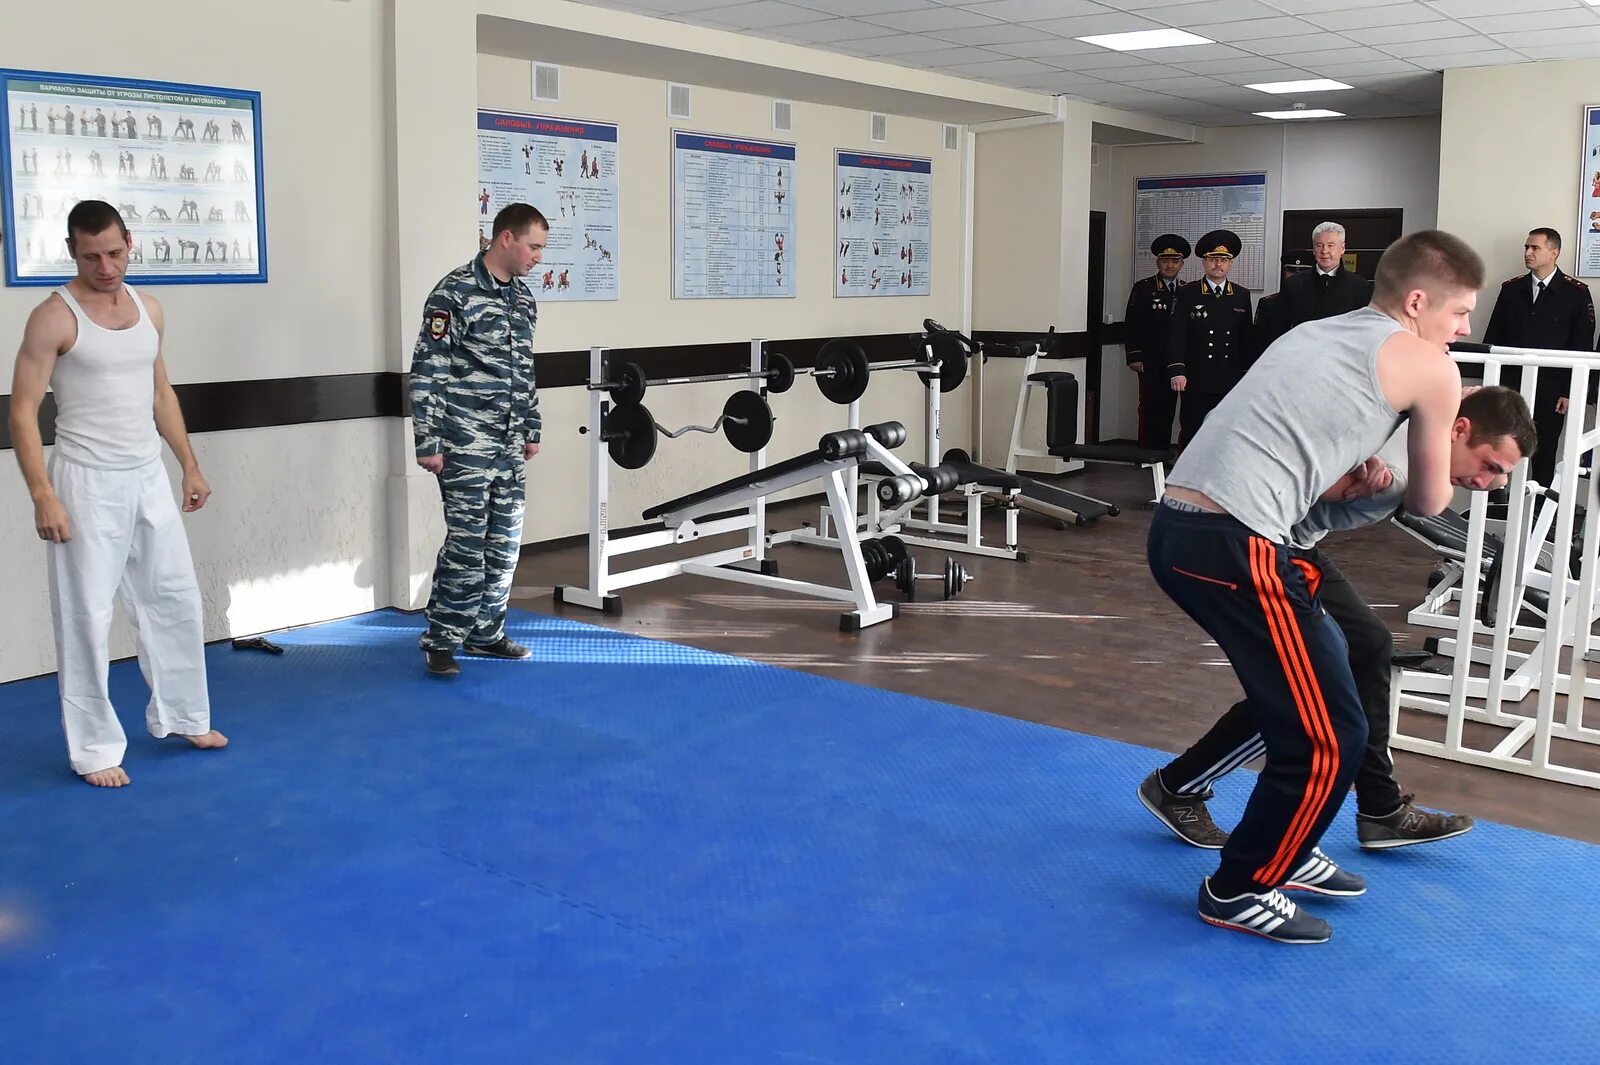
[511,464,1600,846]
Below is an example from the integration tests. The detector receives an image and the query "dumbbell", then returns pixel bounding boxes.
[893,555,972,602]
[876,463,960,507]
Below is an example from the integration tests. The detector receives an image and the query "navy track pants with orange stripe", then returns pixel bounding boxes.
[1148,501,1368,895]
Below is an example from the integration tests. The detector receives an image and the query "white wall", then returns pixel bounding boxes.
[475,54,969,542]
[1,0,395,682]
[1096,116,1442,438]
[1438,60,1600,322]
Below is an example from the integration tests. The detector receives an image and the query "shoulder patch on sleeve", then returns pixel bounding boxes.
[426,308,450,340]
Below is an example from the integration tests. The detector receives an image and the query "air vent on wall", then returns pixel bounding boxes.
[943,124,960,151]
[668,83,692,119]
[773,99,793,133]
[533,63,560,102]
[870,112,888,143]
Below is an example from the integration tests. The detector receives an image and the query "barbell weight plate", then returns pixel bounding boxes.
[766,352,795,395]
[918,332,969,393]
[895,557,917,602]
[942,448,971,466]
[944,557,964,600]
[722,390,775,453]
[816,338,871,404]
[612,362,648,407]
[879,535,909,569]
[605,402,658,470]
[860,539,891,583]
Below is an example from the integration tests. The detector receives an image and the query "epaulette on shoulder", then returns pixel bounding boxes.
[1564,273,1589,289]
[1502,274,1524,287]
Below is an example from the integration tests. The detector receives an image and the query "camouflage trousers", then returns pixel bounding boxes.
[421,453,526,651]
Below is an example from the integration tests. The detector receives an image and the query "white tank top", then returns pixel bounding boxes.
[50,284,163,469]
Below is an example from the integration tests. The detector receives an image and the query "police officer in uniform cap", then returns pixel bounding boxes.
[410,202,550,676]
[1123,233,1189,450]
[1167,228,1252,445]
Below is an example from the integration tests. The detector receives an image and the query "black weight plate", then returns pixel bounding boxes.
[880,534,909,568]
[766,352,795,395]
[919,332,968,393]
[722,390,774,453]
[943,448,971,465]
[816,338,870,404]
[612,362,648,406]
[605,402,658,469]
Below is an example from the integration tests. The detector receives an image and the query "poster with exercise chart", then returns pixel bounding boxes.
[1577,107,1600,277]
[671,130,795,299]
[1133,173,1266,291]
[835,149,931,298]
[0,67,266,286]
[476,108,619,302]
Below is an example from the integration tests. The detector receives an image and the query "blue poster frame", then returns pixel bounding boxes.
[0,66,268,286]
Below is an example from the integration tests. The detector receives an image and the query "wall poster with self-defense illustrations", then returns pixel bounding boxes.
[1578,106,1600,277]
[834,149,931,298]
[477,108,619,302]
[671,130,795,299]
[0,68,267,286]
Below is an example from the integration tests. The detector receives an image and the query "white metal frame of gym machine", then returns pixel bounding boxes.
[552,342,901,631]
[769,335,1023,562]
[1390,342,1600,789]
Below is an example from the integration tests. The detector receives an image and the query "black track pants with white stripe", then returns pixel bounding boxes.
[1160,546,1404,818]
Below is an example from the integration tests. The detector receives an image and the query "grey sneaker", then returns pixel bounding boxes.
[1138,770,1229,849]
[1357,796,1474,850]
[463,637,531,659]
[1198,879,1332,944]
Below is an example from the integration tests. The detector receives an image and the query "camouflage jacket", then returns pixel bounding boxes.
[409,253,540,459]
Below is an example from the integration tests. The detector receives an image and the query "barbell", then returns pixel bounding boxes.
[858,535,972,600]
[594,354,797,407]
[584,390,775,470]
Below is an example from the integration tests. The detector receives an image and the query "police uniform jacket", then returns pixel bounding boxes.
[1482,267,1596,398]
[1167,278,1253,392]
[1279,267,1372,329]
[1124,274,1183,370]
[410,252,542,462]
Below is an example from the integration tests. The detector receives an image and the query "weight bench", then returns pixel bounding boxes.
[572,420,950,632]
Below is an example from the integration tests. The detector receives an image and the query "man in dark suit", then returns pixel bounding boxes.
[1167,229,1252,446]
[1482,227,1596,488]
[1279,221,1373,331]
[1124,233,1188,450]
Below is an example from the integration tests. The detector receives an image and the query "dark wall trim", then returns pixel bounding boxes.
[0,330,1107,450]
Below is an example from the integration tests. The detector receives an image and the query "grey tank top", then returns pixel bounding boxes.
[1167,305,1406,544]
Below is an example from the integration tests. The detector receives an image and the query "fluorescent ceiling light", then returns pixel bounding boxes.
[1075,28,1214,51]
[1245,78,1352,94]
[1255,109,1345,120]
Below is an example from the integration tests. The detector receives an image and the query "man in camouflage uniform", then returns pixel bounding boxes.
[410,202,549,676]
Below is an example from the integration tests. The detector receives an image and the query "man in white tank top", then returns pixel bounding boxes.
[7,200,227,788]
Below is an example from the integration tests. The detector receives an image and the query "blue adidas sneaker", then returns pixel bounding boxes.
[1198,879,1332,944]
[1283,848,1367,897]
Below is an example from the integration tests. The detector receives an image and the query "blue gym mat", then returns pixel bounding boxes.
[0,608,1594,1064]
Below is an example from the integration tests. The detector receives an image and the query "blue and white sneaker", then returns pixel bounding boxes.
[1198,879,1332,944]
[1283,848,1367,897]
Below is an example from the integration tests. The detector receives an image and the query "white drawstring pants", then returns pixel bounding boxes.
[46,455,211,775]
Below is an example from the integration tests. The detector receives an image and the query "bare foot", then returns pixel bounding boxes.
[82,766,131,787]
[182,730,229,750]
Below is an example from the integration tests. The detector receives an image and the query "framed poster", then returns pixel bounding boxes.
[1133,172,1267,290]
[671,129,795,299]
[1,67,267,286]
[834,149,931,298]
[1578,106,1600,277]
[477,108,619,301]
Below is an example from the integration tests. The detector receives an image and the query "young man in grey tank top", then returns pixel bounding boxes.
[1142,388,1534,863]
[1145,231,1526,944]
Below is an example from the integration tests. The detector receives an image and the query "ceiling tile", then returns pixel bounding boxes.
[850,33,957,55]
[1229,33,1375,55]
[1343,21,1481,45]
[1495,25,1600,48]
[986,37,1106,58]
[942,56,1068,76]
[925,22,1065,45]
[1405,48,1530,69]
[1150,43,1258,63]
[776,18,900,44]
[1301,3,1443,32]
[1260,0,1428,12]
[1006,69,1111,90]
[883,44,1012,66]
[1426,0,1581,15]
[859,7,1004,32]
[1213,65,1317,85]
[1516,42,1600,60]
[1306,58,1428,77]
[1176,55,1303,75]
[958,0,1106,21]
[769,0,924,13]
[1023,12,1168,38]
[1380,35,1511,59]
[1166,0,1288,25]
[1464,9,1600,35]
[1189,16,1325,42]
